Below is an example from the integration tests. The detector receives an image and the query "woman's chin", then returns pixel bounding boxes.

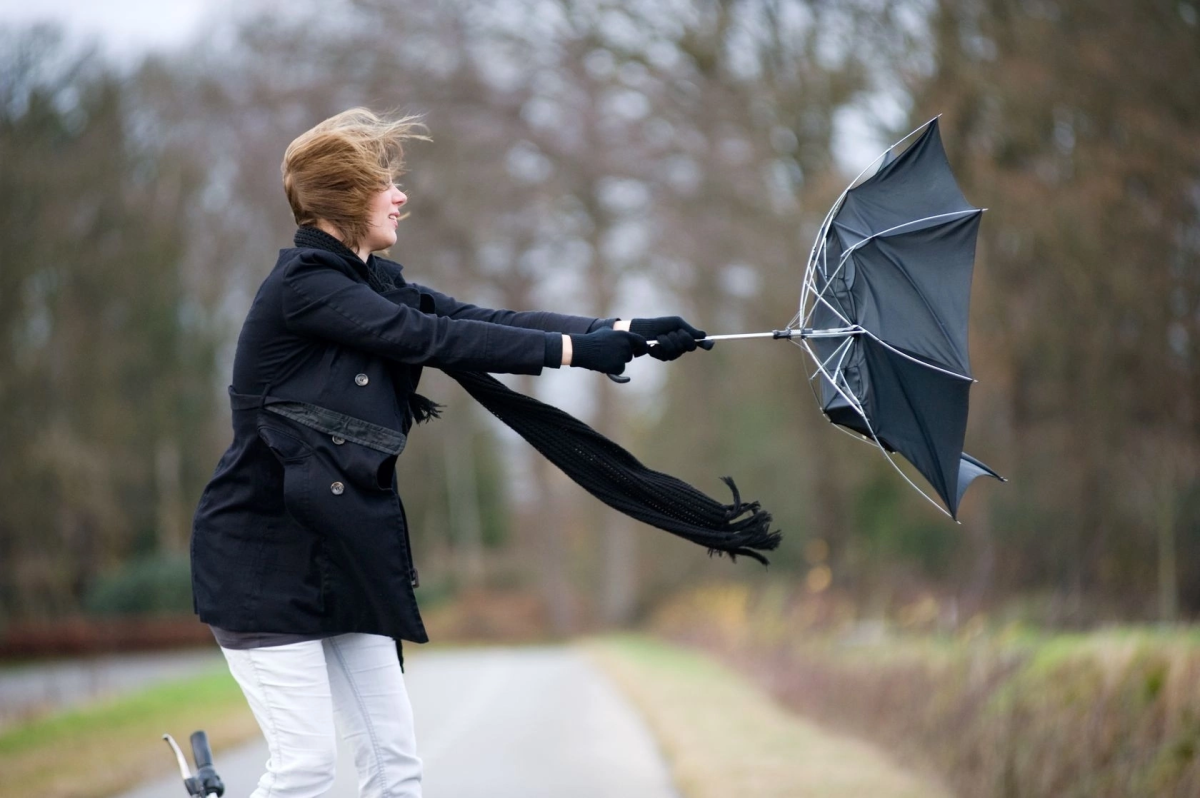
[370,233,398,253]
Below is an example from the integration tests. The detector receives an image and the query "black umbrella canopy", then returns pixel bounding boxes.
[804,118,1003,519]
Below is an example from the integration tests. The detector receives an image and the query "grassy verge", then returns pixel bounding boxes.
[652,584,1200,798]
[0,664,259,798]
[584,634,950,798]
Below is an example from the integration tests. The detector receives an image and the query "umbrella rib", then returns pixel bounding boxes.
[865,231,972,372]
[800,115,942,324]
[801,242,855,329]
[800,235,831,326]
[872,435,957,521]
[801,209,980,331]
[802,341,955,520]
[850,208,981,245]
[808,335,855,383]
[801,340,866,418]
[810,291,854,328]
[799,337,826,413]
[821,338,858,406]
[859,329,973,382]
[802,341,954,519]
[832,336,856,380]
[828,422,880,447]
[832,210,981,278]
[801,240,853,330]
[802,195,846,316]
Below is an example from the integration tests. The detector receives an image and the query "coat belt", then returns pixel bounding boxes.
[228,387,407,455]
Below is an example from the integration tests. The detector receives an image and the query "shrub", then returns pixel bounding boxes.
[82,553,193,616]
[653,584,1200,798]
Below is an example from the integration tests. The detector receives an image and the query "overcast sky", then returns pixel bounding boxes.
[0,0,893,174]
[0,0,217,57]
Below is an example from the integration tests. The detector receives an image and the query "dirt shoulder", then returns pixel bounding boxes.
[584,634,952,798]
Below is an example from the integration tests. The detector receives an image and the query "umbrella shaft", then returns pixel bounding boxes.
[681,328,858,343]
[699,332,785,342]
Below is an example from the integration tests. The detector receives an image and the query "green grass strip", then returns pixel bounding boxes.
[0,663,260,798]
[0,664,238,753]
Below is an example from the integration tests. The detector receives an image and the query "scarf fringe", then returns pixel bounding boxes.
[408,393,444,425]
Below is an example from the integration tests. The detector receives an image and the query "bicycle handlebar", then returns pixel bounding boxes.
[162,731,225,797]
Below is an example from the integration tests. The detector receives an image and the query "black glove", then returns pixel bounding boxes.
[629,316,715,361]
[568,328,649,374]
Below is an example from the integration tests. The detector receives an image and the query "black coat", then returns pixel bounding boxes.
[190,228,600,643]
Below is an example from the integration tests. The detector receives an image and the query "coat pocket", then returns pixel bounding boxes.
[257,418,316,525]
[260,413,398,509]
[317,435,398,492]
[262,401,405,492]
[256,418,326,613]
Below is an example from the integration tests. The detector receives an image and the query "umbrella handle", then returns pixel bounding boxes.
[702,329,806,341]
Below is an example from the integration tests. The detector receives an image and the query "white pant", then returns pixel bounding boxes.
[220,633,422,798]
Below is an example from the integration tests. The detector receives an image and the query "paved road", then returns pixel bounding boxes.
[0,648,225,729]
[116,646,679,798]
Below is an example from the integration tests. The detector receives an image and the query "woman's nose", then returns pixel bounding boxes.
[394,189,408,207]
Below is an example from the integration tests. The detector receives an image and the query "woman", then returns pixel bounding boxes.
[189,108,709,798]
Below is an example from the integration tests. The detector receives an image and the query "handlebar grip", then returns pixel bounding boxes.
[190,730,214,769]
[189,731,225,797]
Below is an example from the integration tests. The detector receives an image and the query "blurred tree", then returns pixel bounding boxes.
[907,0,1200,617]
[0,26,219,621]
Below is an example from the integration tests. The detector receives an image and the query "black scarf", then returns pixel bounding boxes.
[293,227,780,564]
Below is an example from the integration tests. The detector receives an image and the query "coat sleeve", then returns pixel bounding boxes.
[408,281,607,335]
[281,251,548,374]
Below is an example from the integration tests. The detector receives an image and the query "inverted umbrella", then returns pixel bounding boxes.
[703,117,1003,520]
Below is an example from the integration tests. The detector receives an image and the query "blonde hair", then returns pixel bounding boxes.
[282,108,429,251]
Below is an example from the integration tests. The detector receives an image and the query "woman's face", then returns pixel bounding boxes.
[362,181,408,253]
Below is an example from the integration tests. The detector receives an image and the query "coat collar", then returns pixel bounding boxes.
[294,225,368,271]
[293,226,402,291]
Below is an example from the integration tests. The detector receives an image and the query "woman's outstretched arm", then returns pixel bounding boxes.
[282,250,647,374]
[406,281,611,335]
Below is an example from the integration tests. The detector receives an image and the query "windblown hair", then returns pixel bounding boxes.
[282,108,429,251]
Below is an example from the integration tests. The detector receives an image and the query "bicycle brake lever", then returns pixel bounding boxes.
[163,734,203,796]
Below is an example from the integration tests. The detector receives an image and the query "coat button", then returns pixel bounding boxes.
[354,373,369,386]
[330,481,345,495]
[331,435,346,445]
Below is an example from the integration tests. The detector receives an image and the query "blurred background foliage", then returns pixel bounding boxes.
[0,0,1197,631]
